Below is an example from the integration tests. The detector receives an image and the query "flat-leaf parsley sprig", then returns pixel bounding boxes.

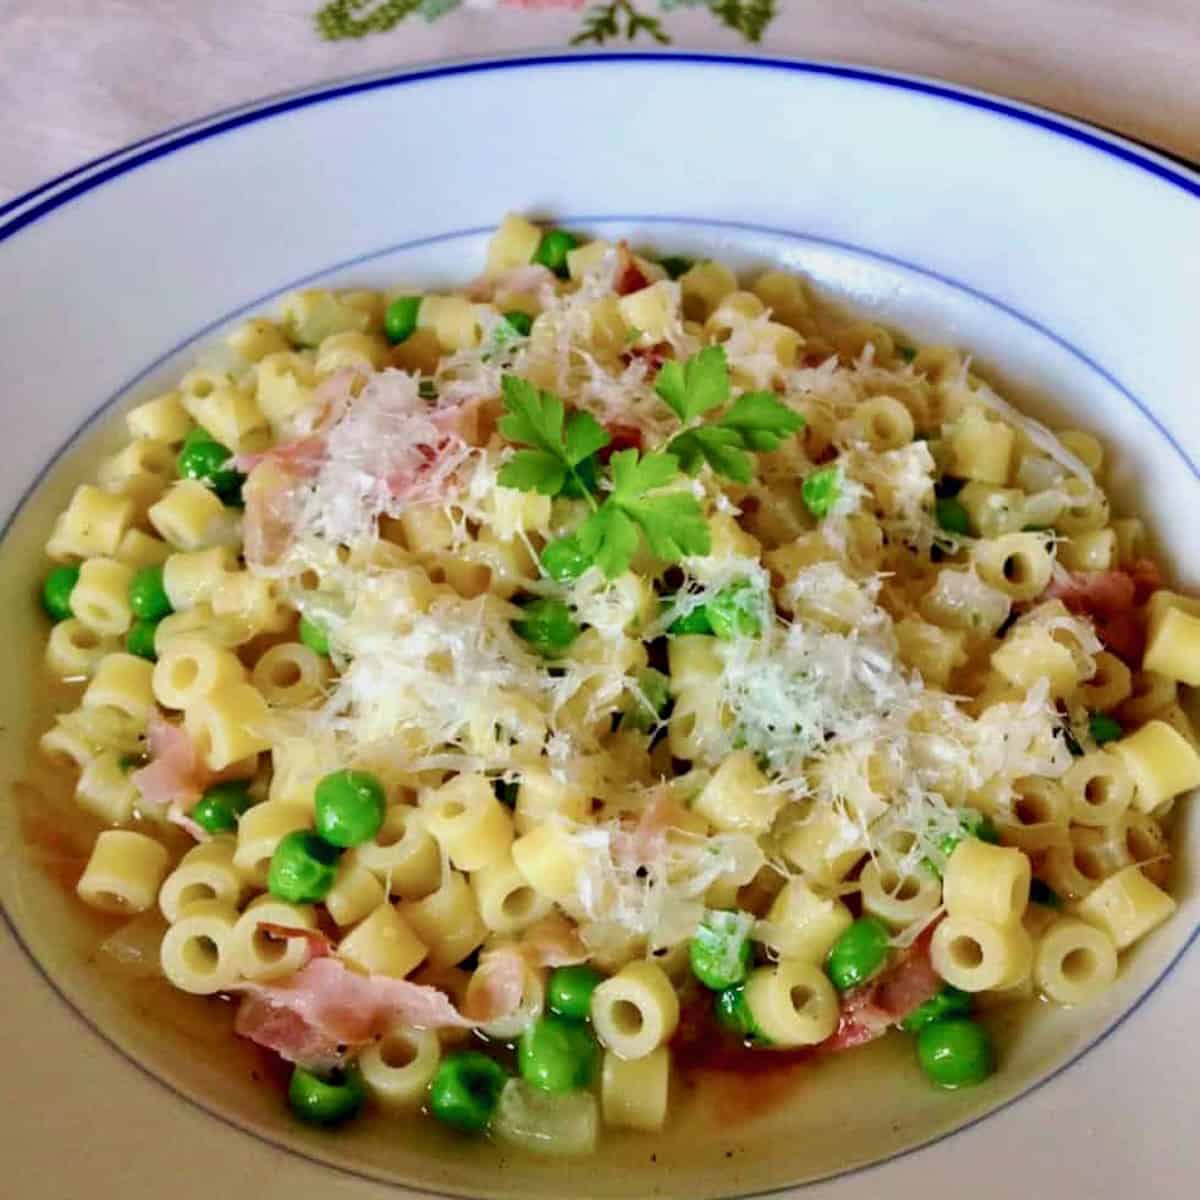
[495,376,611,500]
[494,373,710,579]
[655,345,805,484]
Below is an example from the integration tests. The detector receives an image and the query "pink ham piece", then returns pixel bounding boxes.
[235,915,587,1066]
[232,368,358,475]
[232,433,327,478]
[1047,560,1163,663]
[234,995,346,1074]
[241,458,307,568]
[823,929,944,1053]
[516,914,588,968]
[613,791,695,870]
[458,917,586,1024]
[461,946,527,1024]
[234,956,475,1068]
[132,711,211,819]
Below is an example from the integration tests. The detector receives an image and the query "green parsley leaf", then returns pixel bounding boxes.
[498,450,567,496]
[610,447,680,495]
[564,410,611,466]
[496,375,610,498]
[634,490,713,560]
[668,425,753,483]
[576,504,641,578]
[716,391,805,452]
[498,375,563,452]
[609,449,710,562]
[542,449,710,579]
[654,345,730,423]
[662,372,803,482]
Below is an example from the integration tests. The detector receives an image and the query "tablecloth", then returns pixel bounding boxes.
[1,1,1197,206]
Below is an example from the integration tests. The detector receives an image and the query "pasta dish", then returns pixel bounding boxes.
[34,215,1195,1154]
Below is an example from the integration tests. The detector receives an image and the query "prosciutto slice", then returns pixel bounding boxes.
[823,929,944,1053]
[517,914,588,968]
[234,912,588,1067]
[234,956,476,1067]
[1047,560,1162,663]
[613,791,695,870]
[132,712,210,820]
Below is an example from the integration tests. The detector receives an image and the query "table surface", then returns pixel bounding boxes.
[2,0,1198,205]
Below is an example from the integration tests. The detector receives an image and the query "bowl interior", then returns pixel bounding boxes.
[1,219,1196,1199]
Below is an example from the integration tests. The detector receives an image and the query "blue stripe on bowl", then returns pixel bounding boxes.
[2,53,1199,243]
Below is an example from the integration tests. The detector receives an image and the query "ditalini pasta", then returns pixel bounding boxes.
[35,217,1194,1151]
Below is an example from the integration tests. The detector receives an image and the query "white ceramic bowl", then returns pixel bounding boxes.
[1,52,1197,1200]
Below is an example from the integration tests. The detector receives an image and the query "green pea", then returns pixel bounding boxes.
[191,781,254,835]
[418,378,438,400]
[1029,879,1063,909]
[126,618,160,661]
[707,581,763,641]
[41,564,79,622]
[899,985,972,1033]
[299,614,330,656]
[384,295,422,345]
[713,984,770,1044]
[547,964,604,1020]
[428,1050,508,1133]
[667,604,714,636]
[1089,712,1123,745]
[502,310,533,337]
[518,1014,598,1093]
[658,255,693,280]
[540,535,591,583]
[947,813,998,854]
[935,496,970,536]
[128,564,173,621]
[916,1018,994,1089]
[927,809,999,876]
[267,830,341,902]
[177,430,244,503]
[897,344,918,363]
[620,667,671,733]
[689,910,753,991]
[512,597,580,657]
[532,229,579,278]
[287,1065,364,1125]
[314,769,386,849]
[826,917,891,992]
[801,465,841,518]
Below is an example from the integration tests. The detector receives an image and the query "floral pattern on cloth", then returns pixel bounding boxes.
[315,0,777,44]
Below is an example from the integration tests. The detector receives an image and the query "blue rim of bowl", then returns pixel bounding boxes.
[1,50,1199,241]
[0,52,1197,1198]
